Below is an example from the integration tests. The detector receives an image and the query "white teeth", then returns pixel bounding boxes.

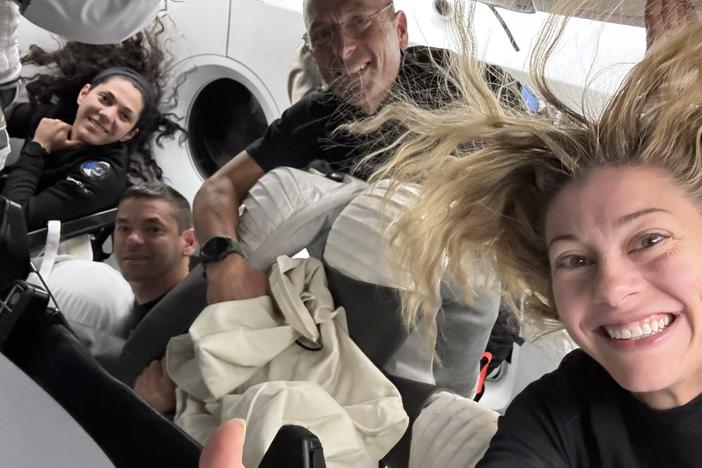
[604,315,673,341]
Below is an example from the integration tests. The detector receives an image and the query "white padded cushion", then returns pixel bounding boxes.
[322,180,420,289]
[22,0,162,44]
[410,391,498,468]
[237,167,366,272]
[46,259,134,358]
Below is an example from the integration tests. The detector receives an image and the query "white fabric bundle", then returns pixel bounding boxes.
[167,256,408,468]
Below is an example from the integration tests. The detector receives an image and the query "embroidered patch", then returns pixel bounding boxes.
[80,160,111,180]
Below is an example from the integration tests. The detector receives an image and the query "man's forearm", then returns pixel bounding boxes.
[193,150,264,243]
[193,151,268,304]
[193,174,242,242]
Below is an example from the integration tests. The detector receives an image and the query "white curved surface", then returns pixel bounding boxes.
[22,0,161,44]
[155,55,281,204]
[0,354,114,468]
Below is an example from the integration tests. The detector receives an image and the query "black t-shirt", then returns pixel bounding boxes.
[129,295,165,332]
[1,102,128,230]
[476,349,702,468]
[246,46,455,179]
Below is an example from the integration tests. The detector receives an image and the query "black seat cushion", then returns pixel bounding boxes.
[3,290,201,468]
[324,263,408,368]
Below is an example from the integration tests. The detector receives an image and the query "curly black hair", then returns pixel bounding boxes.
[21,16,186,182]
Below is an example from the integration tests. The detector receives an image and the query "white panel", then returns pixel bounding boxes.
[403,0,646,116]
[227,0,306,116]
[163,0,231,58]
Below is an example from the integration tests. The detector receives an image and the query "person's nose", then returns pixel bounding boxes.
[592,255,642,309]
[331,25,358,62]
[97,106,116,124]
[126,230,144,247]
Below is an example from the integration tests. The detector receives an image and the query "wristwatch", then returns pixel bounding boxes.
[200,236,244,264]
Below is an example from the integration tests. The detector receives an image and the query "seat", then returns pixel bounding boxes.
[1,280,202,468]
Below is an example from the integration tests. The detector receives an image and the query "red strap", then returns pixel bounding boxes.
[476,351,493,396]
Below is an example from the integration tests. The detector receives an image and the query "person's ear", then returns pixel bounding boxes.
[76,83,92,106]
[181,228,197,257]
[395,10,409,50]
[120,127,139,142]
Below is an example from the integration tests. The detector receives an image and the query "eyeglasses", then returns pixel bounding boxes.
[306,4,394,50]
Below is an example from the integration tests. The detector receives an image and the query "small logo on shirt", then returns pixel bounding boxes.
[80,160,111,180]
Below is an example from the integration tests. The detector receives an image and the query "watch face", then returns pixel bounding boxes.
[203,236,229,257]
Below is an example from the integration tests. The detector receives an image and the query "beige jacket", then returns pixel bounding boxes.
[166,256,408,468]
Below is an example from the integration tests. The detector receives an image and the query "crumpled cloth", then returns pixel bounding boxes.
[167,256,408,468]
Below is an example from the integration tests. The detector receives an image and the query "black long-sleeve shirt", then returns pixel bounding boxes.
[1,102,128,230]
[477,349,702,468]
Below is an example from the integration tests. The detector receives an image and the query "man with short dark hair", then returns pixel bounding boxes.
[114,183,196,326]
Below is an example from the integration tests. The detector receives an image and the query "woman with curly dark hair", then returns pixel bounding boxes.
[0,18,184,230]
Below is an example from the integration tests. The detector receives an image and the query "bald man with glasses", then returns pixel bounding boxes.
[193,0,452,305]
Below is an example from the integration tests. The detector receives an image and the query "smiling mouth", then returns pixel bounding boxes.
[89,117,109,134]
[602,314,676,341]
[335,61,370,79]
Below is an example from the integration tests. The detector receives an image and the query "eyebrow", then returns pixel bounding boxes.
[547,207,670,250]
[615,207,670,226]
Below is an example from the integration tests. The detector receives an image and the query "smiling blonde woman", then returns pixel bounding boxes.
[354,0,702,466]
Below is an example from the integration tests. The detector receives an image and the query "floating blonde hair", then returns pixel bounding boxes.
[352,2,702,336]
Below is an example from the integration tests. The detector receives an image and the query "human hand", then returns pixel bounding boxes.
[645,0,699,50]
[133,359,176,414]
[32,118,82,153]
[205,254,269,305]
[199,419,246,468]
